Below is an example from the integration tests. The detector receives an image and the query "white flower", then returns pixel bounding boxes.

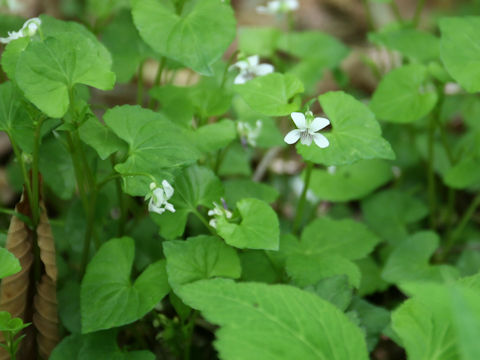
[145,180,175,215]
[207,200,232,229]
[230,55,274,85]
[284,111,330,148]
[327,166,336,174]
[0,17,41,44]
[256,0,299,15]
[5,0,25,12]
[237,120,262,147]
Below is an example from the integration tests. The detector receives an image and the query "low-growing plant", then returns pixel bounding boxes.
[0,0,480,359]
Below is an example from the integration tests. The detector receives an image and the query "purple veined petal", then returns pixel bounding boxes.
[234,74,248,84]
[284,129,302,144]
[312,133,330,148]
[246,55,260,67]
[299,132,313,146]
[291,112,306,129]
[162,180,174,198]
[255,63,274,76]
[310,117,330,131]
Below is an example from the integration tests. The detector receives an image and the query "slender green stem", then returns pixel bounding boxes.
[442,193,480,260]
[183,311,198,360]
[0,207,33,228]
[413,0,426,27]
[79,190,97,278]
[110,157,126,236]
[31,116,46,227]
[97,171,157,190]
[361,0,375,31]
[390,1,403,22]
[220,50,240,89]
[427,113,436,229]
[148,57,166,109]
[10,137,34,216]
[293,161,314,233]
[137,60,146,106]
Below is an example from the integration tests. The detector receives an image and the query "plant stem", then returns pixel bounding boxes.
[183,311,198,360]
[148,57,166,109]
[31,116,46,227]
[110,157,126,236]
[390,1,403,22]
[137,60,146,106]
[293,161,314,233]
[10,137,34,217]
[413,0,426,27]
[427,113,436,229]
[361,0,375,31]
[191,208,215,235]
[442,193,480,260]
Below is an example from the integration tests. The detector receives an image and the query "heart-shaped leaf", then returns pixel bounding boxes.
[131,0,236,75]
[81,237,170,333]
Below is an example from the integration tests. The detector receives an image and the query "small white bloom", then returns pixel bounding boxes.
[444,82,462,95]
[237,120,262,147]
[145,180,175,215]
[256,0,299,15]
[327,166,336,175]
[5,0,25,12]
[284,111,330,148]
[230,55,274,85]
[207,200,232,228]
[0,17,41,44]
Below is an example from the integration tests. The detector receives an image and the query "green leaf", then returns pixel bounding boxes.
[298,91,395,166]
[356,257,389,296]
[284,218,380,287]
[131,0,236,75]
[58,281,81,334]
[216,198,279,250]
[304,275,353,311]
[153,165,223,239]
[104,105,200,196]
[368,28,439,62]
[0,311,27,333]
[223,179,279,208]
[278,31,349,68]
[194,119,237,154]
[176,279,369,360]
[0,81,35,153]
[300,217,380,260]
[382,231,459,284]
[81,237,170,333]
[238,27,281,57]
[444,156,480,190]
[309,159,393,202]
[189,76,232,118]
[0,248,21,279]
[392,281,480,360]
[87,0,130,19]
[440,17,480,93]
[38,135,76,199]
[149,85,194,127]
[16,32,115,118]
[361,189,428,244]
[163,235,241,289]
[218,142,252,177]
[350,298,390,351]
[50,331,155,360]
[370,64,438,123]
[234,73,304,116]
[101,10,152,83]
[239,250,280,284]
[1,37,29,81]
[78,115,127,160]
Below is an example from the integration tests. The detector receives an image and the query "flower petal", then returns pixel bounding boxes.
[287,0,299,10]
[300,133,313,146]
[234,74,247,85]
[284,129,302,144]
[247,55,259,66]
[312,133,329,148]
[291,112,306,129]
[162,180,174,198]
[164,202,176,213]
[255,63,274,76]
[310,117,330,132]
